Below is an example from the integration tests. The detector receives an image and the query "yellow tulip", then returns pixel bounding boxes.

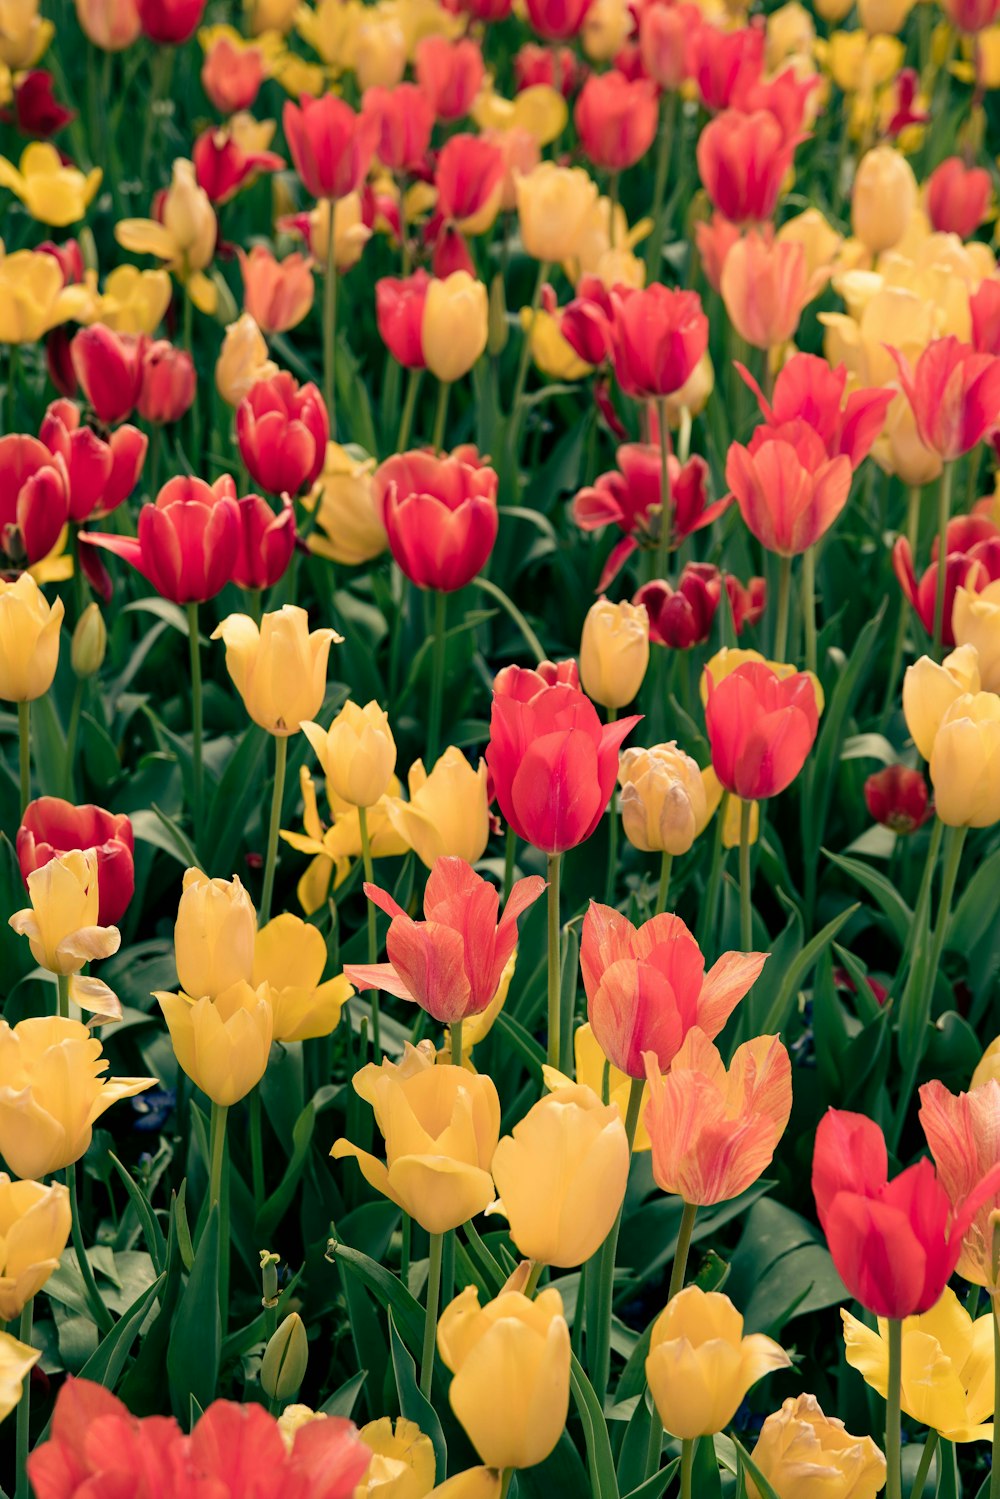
[246,0,299,33]
[303,442,387,567]
[930,691,1000,828]
[646,1286,790,1439]
[843,1289,994,1442]
[490,1083,629,1267]
[516,162,600,265]
[0,1175,71,1320]
[356,1416,436,1499]
[0,247,92,343]
[9,849,119,976]
[618,743,708,856]
[748,1394,887,1499]
[519,307,592,381]
[174,868,257,1002]
[767,2,816,67]
[332,1041,500,1234]
[472,85,566,147]
[851,146,917,255]
[661,352,715,426]
[386,748,490,869]
[116,158,218,312]
[0,142,100,227]
[815,0,854,20]
[281,768,405,914]
[212,606,341,736]
[903,647,983,759]
[953,582,1000,694]
[437,1284,571,1469]
[157,980,273,1106]
[544,1022,651,1150]
[421,272,489,384]
[87,264,172,336]
[216,314,279,406]
[0,574,63,700]
[0,1016,155,1178]
[355,15,407,88]
[0,0,51,66]
[295,194,372,274]
[303,700,396,808]
[858,0,914,31]
[777,208,843,282]
[580,598,649,710]
[824,30,904,92]
[0,1331,39,1422]
[582,0,632,58]
[253,913,351,1042]
[565,195,650,287]
[873,391,943,487]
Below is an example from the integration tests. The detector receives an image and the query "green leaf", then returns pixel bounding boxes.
[76,1272,165,1389]
[388,1308,447,1482]
[570,1351,620,1499]
[123,597,191,636]
[621,1461,679,1499]
[108,1153,166,1274]
[824,850,910,947]
[320,1369,368,1418]
[758,903,860,1035]
[130,805,199,868]
[167,1203,221,1418]
[255,1084,339,1239]
[204,725,270,877]
[946,844,1000,955]
[329,1240,425,1355]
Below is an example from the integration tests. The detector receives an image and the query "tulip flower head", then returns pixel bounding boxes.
[890,337,1000,462]
[617,742,709,855]
[17,797,134,926]
[748,1394,887,1499]
[574,70,658,171]
[705,659,819,799]
[376,270,431,370]
[254,913,352,1043]
[9,847,120,976]
[157,980,273,1106]
[83,475,240,604]
[920,1077,1000,1287]
[0,573,64,702]
[697,108,799,225]
[375,448,499,591]
[0,1175,71,1321]
[137,339,196,426]
[610,285,709,400]
[116,157,218,312]
[282,93,379,200]
[237,372,330,496]
[174,868,256,1001]
[0,142,101,227]
[212,606,340,737]
[421,271,489,383]
[232,493,297,590]
[902,644,982,759]
[929,691,1000,827]
[385,747,491,868]
[303,700,396,808]
[579,596,649,709]
[238,245,315,335]
[38,398,146,522]
[926,156,992,239]
[863,764,932,834]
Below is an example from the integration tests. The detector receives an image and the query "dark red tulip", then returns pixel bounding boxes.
[864,765,933,834]
[39,399,147,522]
[70,326,146,426]
[18,798,135,926]
[0,434,69,565]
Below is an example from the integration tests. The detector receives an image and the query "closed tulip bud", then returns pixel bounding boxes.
[9,848,120,975]
[930,691,1000,827]
[237,372,329,497]
[421,272,488,383]
[174,868,257,1002]
[386,748,490,868]
[355,1417,435,1499]
[515,162,600,264]
[70,602,106,679]
[580,597,649,709]
[303,701,396,808]
[617,742,707,855]
[0,1016,155,1179]
[215,314,278,406]
[490,1084,629,1267]
[646,1286,790,1440]
[0,1175,71,1320]
[238,246,315,336]
[137,340,196,425]
[851,146,917,254]
[748,1394,887,1499]
[261,1312,309,1402]
[437,1285,571,1469]
[902,645,982,759]
[160,156,217,273]
[0,574,64,701]
[212,606,341,737]
[157,979,273,1106]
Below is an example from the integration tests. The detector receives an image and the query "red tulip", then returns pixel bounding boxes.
[813,1108,1000,1318]
[726,572,767,633]
[192,125,283,204]
[376,271,430,369]
[574,71,659,172]
[864,765,932,834]
[374,447,499,591]
[610,285,709,400]
[524,0,595,40]
[884,68,930,137]
[0,434,69,565]
[18,798,135,926]
[37,238,85,286]
[560,275,616,367]
[362,83,434,174]
[345,858,546,1023]
[434,134,505,233]
[581,902,767,1078]
[138,341,196,425]
[39,400,146,523]
[513,43,583,93]
[236,373,329,497]
[70,326,146,426]
[416,35,485,121]
[738,354,894,470]
[82,476,239,604]
[136,0,205,43]
[705,659,818,799]
[636,564,721,648]
[941,0,1000,31]
[889,336,1000,461]
[486,679,640,853]
[694,212,742,293]
[201,35,267,114]
[925,156,991,238]
[232,494,297,590]
[282,93,379,201]
[494,658,580,697]
[4,70,74,137]
[920,1079,1000,1288]
[697,109,798,224]
[639,1,699,90]
[971,277,1000,356]
[732,66,818,139]
[726,424,853,556]
[892,514,1000,643]
[689,21,765,111]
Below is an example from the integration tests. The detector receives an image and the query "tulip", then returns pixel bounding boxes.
[200,29,269,114]
[434,135,505,238]
[549,1022,652,1150]
[953,580,1000,691]
[748,1395,887,1499]
[238,246,315,336]
[375,448,498,591]
[302,701,396,808]
[930,691,1000,827]
[421,271,489,383]
[646,1286,790,1440]
[727,426,853,557]
[157,979,273,1107]
[610,285,709,400]
[0,142,101,227]
[639,1,696,88]
[333,1041,500,1233]
[634,566,719,650]
[137,0,205,42]
[70,325,146,426]
[137,340,196,425]
[580,597,649,710]
[376,271,430,369]
[232,493,296,591]
[926,157,992,239]
[943,0,1000,28]
[192,121,284,206]
[524,0,594,37]
[237,372,330,496]
[253,914,350,1044]
[0,248,92,343]
[354,1417,435,1499]
[0,1334,37,1423]
[705,660,819,800]
[213,606,339,738]
[515,162,600,264]
[0,574,63,703]
[0,434,69,566]
[362,83,434,173]
[17,798,134,926]
[9,847,120,976]
[0,1176,71,1320]
[174,868,256,1002]
[891,337,1000,463]
[920,1077,1000,1288]
[894,521,1000,646]
[6,71,73,139]
[38,399,146,522]
[116,158,218,311]
[385,748,490,868]
[305,442,388,567]
[345,857,545,1025]
[697,109,798,225]
[216,314,278,406]
[519,302,591,381]
[843,1289,994,1443]
[851,146,917,254]
[739,352,894,469]
[0,1016,155,1178]
[574,70,658,172]
[864,765,932,834]
[416,35,484,121]
[83,475,240,604]
[283,93,379,201]
[491,1083,629,1266]
[74,0,141,49]
[88,263,171,336]
[902,645,982,758]
[689,21,765,110]
[618,743,709,856]
[437,1285,571,1467]
[70,604,106,679]
[278,193,371,275]
[721,231,819,351]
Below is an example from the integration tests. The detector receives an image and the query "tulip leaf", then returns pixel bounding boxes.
[569,1352,620,1499]
[203,724,270,877]
[824,849,911,946]
[388,1308,448,1483]
[167,1202,221,1419]
[691,1433,723,1498]
[328,1240,425,1356]
[108,1152,166,1274]
[620,1460,678,1499]
[757,903,860,1037]
[946,843,1000,955]
[123,597,191,636]
[319,1369,368,1419]
[731,1437,780,1499]
[254,1083,340,1240]
[130,805,199,869]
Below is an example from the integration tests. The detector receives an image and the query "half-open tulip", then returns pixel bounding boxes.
[137,0,205,42]
[83,475,239,604]
[282,93,378,200]
[515,162,599,263]
[0,1176,71,1320]
[421,271,489,383]
[232,493,296,590]
[926,157,992,239]
[239,246,315,335]
[851,145,917,253]
[902,645,982,759]
[617,743,709,855]
[237,372,329,496]
[174,868,256,1001]
[705,660,819,799]
[157,980,273,1106]
[354,1418,435,1499]
[385,749,490,867]
[0,433,69,565]
[574,70,658,171]
[17,798,134,926]
[953,580,1000,691]
[610,285,709,400]
[375,447,498,590]
[698,109,798,224]
[0,574,63,700]
[721,231,819,351]
[303,700,396,807]
[253,914,351,1043]
[137,340,196,425]
[213,606,338,737]
[363,83,434,173]
[38,399,146,522]
[890,337,1000,461]
[726,424,853,556]
[416,35,484,121]
[920,1077,1000,1287]
[9,847,120,975]
[930,691,1000,827]
[376,271,430,369]
[579,597,649,709]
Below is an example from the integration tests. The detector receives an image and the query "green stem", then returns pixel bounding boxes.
[546,853,562,1070]
[773,554,792,661]
[17,701,30,816]
[679,1439,695,1499]
[738,799,753,953]
[323,202,338,437]
[697,791,729,955]
[885,1317,902,1499]
[182,291,200,467]
[420,1232,444,1400]
[990,1298,1000,1499]
[186,603,202,833]
[910,1431,938,1499]
[883,487,923,715]
[13,1298,32,1499]
[56,973,70,1020]
[655,851,672,916]
[607,171,620,248]
[426,590,447,770]
[451,1019,463,1066]
[605,709,619,905]
[67,1161,114,1335]
[259,734,288,928]
[524,1260,544,1299]
[653,398,672,580]
[645,92,677,280]
[470,576,546,662]
[933,463,953,657]
[358,803,381,1058]
[209,1101,228,1212]
[397,366,421,452]
[63,679,85,797]
[589,1076,644,1402]
[503,825,516,903]
[802,545,818,677]
[508,259,549,457]
[669,1201,698,1300]
[499,1470,513,1499]
[431,381,449,454]
[249,1087,264,1211]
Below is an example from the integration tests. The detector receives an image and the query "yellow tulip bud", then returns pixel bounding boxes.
[8,848,120,976]
[304,442,388,567]
[0,574,64,701]
[902,645,982,760]
[71,602,106,679]
[260,1312,309,1401]
[355,16,407,88]
[0,0,53,68]
[215,314,278,406]
[748,1394,887,1499]
[930,691,1000,828]
[301,194,372,274]
[952,582,1000,693]
[437,1284,571,1469]
[515,162,600,264]
[582,0,631,58]
[303,700,396,808]
[421,272,489,384]
[618,743,708,855]
[0,1175,71,1320]
[174,868,257,1002]
[0,1016,155,1178]
[386,748,490,869]
[162,158,216,273]
[157,979,274,1106]
[490,1083,629,1267]
[0,142,101,228]
[580,598,649,710]
[646,1286,790,1439]
[253,913,351,1043]
[973,1035,1000,1090]
[332,1041,500,1234]
[0,1331,39,1423]
[246,0,299,33]
[851,146,917,255]
[858,0,915,31]
[212,606,341,736]
[766,2,815,68]
[356,1416,436,1499]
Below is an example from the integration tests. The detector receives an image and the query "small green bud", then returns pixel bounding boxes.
[260,1312,308,1402]
[71,604,106,679]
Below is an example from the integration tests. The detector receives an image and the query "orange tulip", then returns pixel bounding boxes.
[720,230,825,351]
[238,246,314,335]
[919,1077,1000,1287]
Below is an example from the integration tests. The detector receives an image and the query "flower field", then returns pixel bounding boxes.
[2,0,1000,1494]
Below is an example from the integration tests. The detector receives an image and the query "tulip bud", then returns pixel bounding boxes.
[488,270,509,357]
[302,701,396,808]
[952,580,1000,692]
[260,1249,280,1308]
[0,574,65,703]
[618,743,708,855]
[216,314,278,406]
[0,1175,72,1320]
[515,161,599,263]
[70,602,106,679]
[8,848,120,976]
[863,764,931,834]
[851,145,917,254]
[174,868,256,1001]
[421,271,489,383]
[260,1312,308,1401]
[212,606,341,737]
[579,598,649,710]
